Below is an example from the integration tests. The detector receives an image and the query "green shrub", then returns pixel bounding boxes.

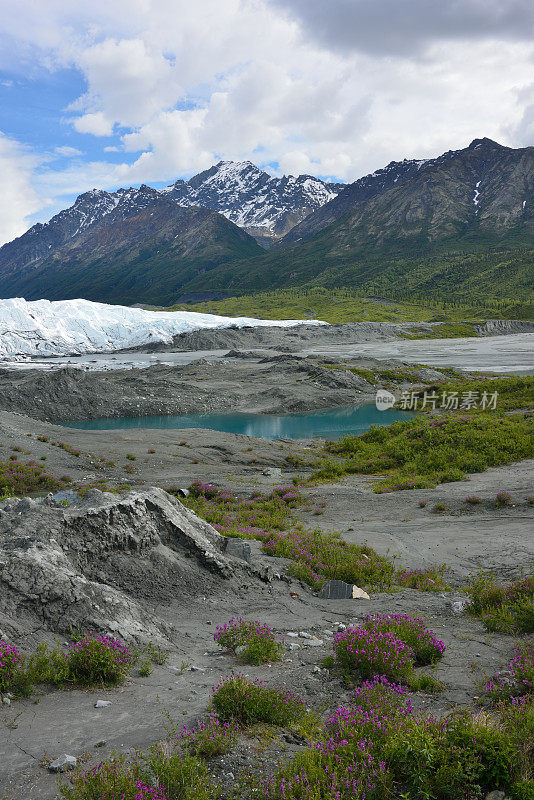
[263,527,395,591]
[213,618,283,664]
[211,675,306,727]
[314,412,533,492]
[465,571,534,633]
[396,565,451,592]
[0,458,72,495]
[139,658,152,677]
[66,633,134,686]
[495,490,512,506]
[58,747,219,800]
[511,780,534,800]
[483,644,534,704]
[363,614,446,666]
[385,713,517,797]
[180,713,238,758]
[333,626,414,682]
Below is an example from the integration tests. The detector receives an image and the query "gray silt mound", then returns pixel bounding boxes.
[0,488,256,644]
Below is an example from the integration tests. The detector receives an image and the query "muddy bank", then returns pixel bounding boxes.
[0,354,445,423]
[1,406,533,798]
[475,319,534,336]
[141,321,434,353]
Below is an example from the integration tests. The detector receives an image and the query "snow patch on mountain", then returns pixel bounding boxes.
[0,298,326,358]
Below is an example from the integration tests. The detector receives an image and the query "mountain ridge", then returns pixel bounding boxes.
[175,138,534,306]
[0,139,532,308]
[0,191,264,306]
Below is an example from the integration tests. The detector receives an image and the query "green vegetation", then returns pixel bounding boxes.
[58,748,219,800]
[176,229,534,314]
[465,572,534,634]
[0,458,72,497]
[396,565,451,591]
[332,615,445,686]
[312,412,534,492]
[211,675,308,728]
[213,617,283,664]
[181,714,238,758]
[263,678,533,799]
[426,374,534,412]
[174,286,500,324]
[179,480,456,593]
[0,635,168,697]
[483,644,534,704]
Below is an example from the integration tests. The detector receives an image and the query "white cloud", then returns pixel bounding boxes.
[73,111,114,136]
[0,0,532,242]
[0,133,42,244]
[54,145,83,157]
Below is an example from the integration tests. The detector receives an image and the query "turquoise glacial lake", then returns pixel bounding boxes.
[65,404,415,440]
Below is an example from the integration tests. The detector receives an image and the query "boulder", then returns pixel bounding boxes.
[319,580,370,600]
[49,754,77,773]
[225,538,252,564]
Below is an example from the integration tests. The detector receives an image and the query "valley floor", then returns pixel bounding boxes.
[0,328,533,800]
[0,407,533,799]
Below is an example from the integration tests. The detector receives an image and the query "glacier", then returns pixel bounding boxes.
[0,297,326,359]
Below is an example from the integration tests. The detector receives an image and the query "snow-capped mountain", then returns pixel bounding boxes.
[0,161,342,284]
[162,160,343,243]
[0,184,165,279]
[0,297,326,359]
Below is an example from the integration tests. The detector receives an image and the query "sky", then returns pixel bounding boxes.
[0,0,533,246]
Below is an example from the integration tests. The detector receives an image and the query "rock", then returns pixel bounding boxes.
[225,537,252,564]
[286,642,299,651]
[286,632,299,638]
[448,599,468,614]
[352,587,371,600]
[306,639,323,647]
[484,792,507,800]
[312,666,321,674]
[322,629,334,636]
[15,497,37,514]
[94,700,112,708]
[95,740,107,748]
[299,631,312,639]
[189,665,205,672]
[175,488,190,497]
[235,645,247,656]
[2,697,11,705]
[49,754,77,773]
[320,580,369,599]
[337,623,347,631]
[262,467,282,479]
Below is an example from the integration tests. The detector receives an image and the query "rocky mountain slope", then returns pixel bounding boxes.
[0,189,263,305]
[162,160,343,245]
[0,162,342,296]
[178,139,534,305]
[278,138,534,248]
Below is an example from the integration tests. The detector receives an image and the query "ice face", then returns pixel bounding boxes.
[0,297,327,358]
